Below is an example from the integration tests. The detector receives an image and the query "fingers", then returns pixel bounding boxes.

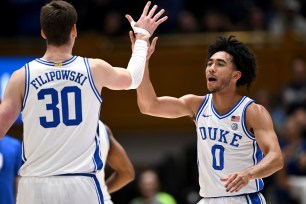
[152,9,165,21]
[148,5,158,18]
[141,1,151,17]
[151,37,158,49]
[129,31,135,44]
[156,16,168,26]
[221,173,249,193]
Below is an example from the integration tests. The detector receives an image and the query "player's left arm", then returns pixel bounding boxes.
[222,103,284,193]
[0,68,24,139]
[105,126,135,193]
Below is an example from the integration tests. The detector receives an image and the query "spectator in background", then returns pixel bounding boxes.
[0,135,22,204]
[275,114,306,204]
[273,56,306,131]
[130,169,177,204]
[97,121,135,204]
[268,0,306,35]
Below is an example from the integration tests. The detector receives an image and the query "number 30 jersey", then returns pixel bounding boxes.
[19,56,103,177]
[195,93,264,198]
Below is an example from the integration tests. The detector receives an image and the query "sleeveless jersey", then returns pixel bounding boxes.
[195,93,264,198]
[19,56,103,176]
[96,121,113,203]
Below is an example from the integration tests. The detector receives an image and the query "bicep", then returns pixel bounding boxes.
[89,59,132,91]
[247,105,281,155]
[142,94,201,119]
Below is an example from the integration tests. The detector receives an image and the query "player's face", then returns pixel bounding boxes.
[205,51,237,93]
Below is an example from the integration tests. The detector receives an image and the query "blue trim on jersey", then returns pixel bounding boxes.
[35,56,78,66]
[93,121,103,172]
[20,142,26,172]
[252,141,264,192]
[22,63,30,111]
[196,94,210,122]
[241,100,255,140]
[84,58,102,103]
[211,96,246,119]
[245,192,263,204]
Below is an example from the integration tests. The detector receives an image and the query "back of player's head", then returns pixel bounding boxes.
[207,36,257,90]
[40,0,77,46]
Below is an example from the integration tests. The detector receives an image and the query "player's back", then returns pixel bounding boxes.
[19,56,103,176]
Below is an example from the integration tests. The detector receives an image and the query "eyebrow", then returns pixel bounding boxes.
[208,58,227,64]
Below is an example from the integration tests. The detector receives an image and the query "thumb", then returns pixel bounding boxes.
[125,14,135,24]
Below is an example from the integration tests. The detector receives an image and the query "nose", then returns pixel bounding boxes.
[207,64,216,73]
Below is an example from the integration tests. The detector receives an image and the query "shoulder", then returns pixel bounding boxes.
[87,58,111,69]
[246,102,269,116]
[181,94,206,117]
[180,94,205,107]
[245,102,273,128]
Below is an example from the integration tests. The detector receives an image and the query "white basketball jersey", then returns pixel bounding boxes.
[19,56,103,176]
[196,93,264,198]
[96,121,113,203]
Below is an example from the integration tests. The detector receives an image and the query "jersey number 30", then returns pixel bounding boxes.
[38,86,82,128]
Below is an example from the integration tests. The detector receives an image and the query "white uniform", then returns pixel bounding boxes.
[17,56,104,204]
[195,94,265,202]
[96,121,114,204]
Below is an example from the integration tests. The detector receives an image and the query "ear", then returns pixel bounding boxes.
[71,24,77,38]
[41,29,47,40]
[233,70,242,80]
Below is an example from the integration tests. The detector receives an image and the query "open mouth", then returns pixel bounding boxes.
[208,77,217,82]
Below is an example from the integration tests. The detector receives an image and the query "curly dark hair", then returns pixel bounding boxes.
[207,36,257,91]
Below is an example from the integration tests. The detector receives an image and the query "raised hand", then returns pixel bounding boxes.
[129,31,158,60]
[125,1,168,37]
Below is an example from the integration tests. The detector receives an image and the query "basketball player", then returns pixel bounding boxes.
[97,121,135,204]
[132,35,284,203]
[0,1,167,204]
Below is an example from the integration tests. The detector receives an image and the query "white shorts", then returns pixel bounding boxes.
[16,174,104,204]
[197,192,266,204]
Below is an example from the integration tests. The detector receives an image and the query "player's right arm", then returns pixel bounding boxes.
[130,32,203,119]
[0,69,24,139]
[137,63,201,119]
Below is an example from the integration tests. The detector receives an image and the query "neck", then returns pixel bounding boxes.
[212,91,242,115]
[43,43,73,62]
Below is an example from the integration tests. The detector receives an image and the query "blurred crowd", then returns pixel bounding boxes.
[2,0,306,37]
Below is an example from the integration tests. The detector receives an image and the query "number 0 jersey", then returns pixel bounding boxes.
[19,56,103,177]
[195,94,264,198]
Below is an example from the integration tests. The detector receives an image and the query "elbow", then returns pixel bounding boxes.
[278,154,285,171]
[137,100,153,116]
[125,167,135,184]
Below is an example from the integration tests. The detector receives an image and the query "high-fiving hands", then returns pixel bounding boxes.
[129,31,158,60]
[126,1,168,38]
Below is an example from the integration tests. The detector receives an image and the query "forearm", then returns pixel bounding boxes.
[136,62,158,114]
[106,171,134,193]
[126,39,148,89]
[247,152,283,180]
